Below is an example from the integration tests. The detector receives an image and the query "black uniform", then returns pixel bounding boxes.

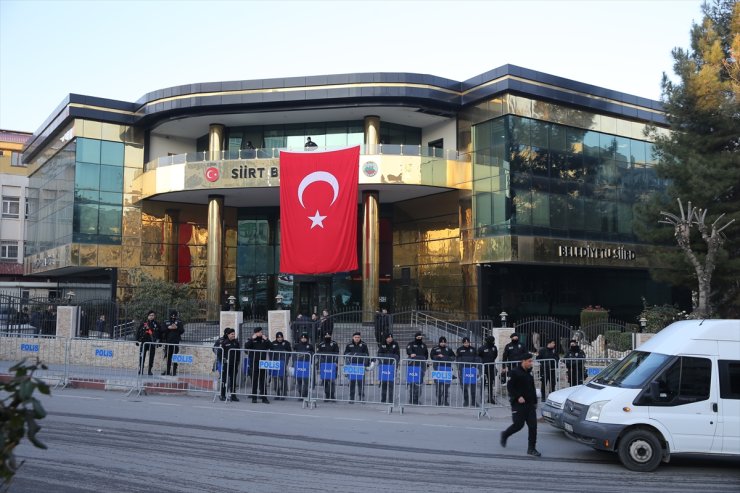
[219,335,241,400]
[271,338,292,399]
[244,334,273,402]
[501,362,538,451]
[456,344,480,407]
[376,339,400,403]
[316,337,340,400]
[406,338,428,404]
[478,338,499,404]
[160,313,185,376]
[293,338,314,398]
[431,344,455,405]
[565,346,586,387]
[537,345,560,398]
[502,338,529,382]
[344,339,370,401]
[136,317,160,375]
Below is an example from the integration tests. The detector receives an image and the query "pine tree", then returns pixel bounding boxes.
[634,0,740,317]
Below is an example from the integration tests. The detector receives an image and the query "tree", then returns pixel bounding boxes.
[125,271,200,324]
[634,0,740,317]
[1,359,49,489]
[659,199,734,317]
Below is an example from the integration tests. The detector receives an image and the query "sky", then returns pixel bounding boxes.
[0,0,705,134]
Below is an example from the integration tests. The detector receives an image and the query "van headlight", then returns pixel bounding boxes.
[585,400,608,422]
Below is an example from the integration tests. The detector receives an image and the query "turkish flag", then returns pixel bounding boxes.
[279,146,359,274]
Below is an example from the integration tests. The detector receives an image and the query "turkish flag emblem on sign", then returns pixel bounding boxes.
[279,146,360,274]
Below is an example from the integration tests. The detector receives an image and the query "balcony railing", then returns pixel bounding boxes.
[145,145,469,171]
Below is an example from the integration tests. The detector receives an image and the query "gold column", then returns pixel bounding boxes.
[164,209,179,282]
[364,116,380,154]
[209,124,225,161]
[207,195,224,320]
[362,191,379,323]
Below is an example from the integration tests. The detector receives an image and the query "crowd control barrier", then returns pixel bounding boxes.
[65,338,142,391]
[133,342,221,397]
[310,354,397,412]
[397,359,486,418]
[0,334,67,388]
[225,348,314,407]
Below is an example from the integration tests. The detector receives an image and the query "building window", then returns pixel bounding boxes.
[11,152,25,167]
[2,197,20,218]
[0,241,19,262]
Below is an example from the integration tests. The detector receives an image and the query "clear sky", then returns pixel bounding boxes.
[0,0,704,134]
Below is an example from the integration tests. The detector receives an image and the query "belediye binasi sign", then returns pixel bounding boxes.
[557,244,636,261]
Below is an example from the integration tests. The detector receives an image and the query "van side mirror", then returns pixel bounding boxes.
[649,380,661,400]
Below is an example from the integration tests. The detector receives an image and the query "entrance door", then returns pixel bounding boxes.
[295,277,332,316]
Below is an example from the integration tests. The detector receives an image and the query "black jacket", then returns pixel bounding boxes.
[160,317,184,344]
[219,337,241,367]
[344,340,370,365]
[502,341,529,362]
[136,319,160,343]
[507,364,537,405]
[478,342,498,364]
[316,339,339,364]
[565,348,586,374]
[456,345,479,363]
[537,347,560,372]
[406,340,428,360]
[430,345,455,370]
[377,341,400,364]
[244,336,273,361]
[293,341,314,362]
[271,340,292,363]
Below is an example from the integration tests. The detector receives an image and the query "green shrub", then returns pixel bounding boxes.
[605,330,632,352]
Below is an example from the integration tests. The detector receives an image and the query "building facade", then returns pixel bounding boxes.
[21,65,685,322]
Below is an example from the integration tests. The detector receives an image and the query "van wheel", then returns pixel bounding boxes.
[618,429,662,472]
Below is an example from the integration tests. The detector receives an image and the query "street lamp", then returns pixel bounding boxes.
[275,294,284,310]
[227,295,236,311]
[639,316,647,333]
[499,311,508,328]
[66,291,76,306]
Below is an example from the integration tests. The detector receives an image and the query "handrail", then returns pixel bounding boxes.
[412,310,470,342]
[145,145,470,171]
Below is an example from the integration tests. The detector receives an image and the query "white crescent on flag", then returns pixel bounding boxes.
[297,171,339,208]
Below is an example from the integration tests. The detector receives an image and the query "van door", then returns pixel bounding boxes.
[718,355,740,455]
[646,356,717,453]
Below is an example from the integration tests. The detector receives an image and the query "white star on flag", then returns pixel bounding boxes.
[308,210,327,229]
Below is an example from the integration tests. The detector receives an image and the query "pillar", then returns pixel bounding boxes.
[364,116,380,154]
[209,124,225,161]
[207,195,224,321]
[362,191,379,323]
[164,209,179,282]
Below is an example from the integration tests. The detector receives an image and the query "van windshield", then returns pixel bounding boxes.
[592,351,671,388]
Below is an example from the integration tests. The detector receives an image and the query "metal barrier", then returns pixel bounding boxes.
[133,342,221,398]
[397,359,486,418]
[557,357,616,390]
[65,338,141,391]
[226,349,313,407]
[0,334,67,388]
[310,354,396,413]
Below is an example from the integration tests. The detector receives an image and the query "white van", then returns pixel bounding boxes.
[562,319,740,471]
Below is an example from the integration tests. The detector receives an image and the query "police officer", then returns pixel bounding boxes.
[136,310,160,375]
[271,332,292,400]
[478,335,498,404]
[344,332,370,402]
[502,332,528,382]
[565,339,586,387]
[218,327,241,402]
[316,332,340,401]
[376,333,400,404]
[406,332,428,405]
[161,310,185,376]
[293,333,314,398]
[537,338,560,398]
[244,327,273,403]
[431,336,455,406]
[456,337,479,407]
[500,352,541,457]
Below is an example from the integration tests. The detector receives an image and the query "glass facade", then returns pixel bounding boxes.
[26,141,75,255]
[472,115,663,242]
[73,138,124,244]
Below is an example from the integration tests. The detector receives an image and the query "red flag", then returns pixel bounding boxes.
[279,146,359,274]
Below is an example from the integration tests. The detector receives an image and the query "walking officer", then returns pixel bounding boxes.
[500,352,541,457]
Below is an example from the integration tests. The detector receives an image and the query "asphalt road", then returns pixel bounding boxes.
[7,390,740,492]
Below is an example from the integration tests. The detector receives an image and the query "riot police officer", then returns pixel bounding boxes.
[406,332,428,405]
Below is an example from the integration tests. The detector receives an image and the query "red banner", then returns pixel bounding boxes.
[279,146,359,274]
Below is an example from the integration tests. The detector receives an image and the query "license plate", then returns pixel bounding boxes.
[564,423,573,432]
[542,410,552,418]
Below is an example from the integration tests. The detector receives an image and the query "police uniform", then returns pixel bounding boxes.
[293,335,314,398]
[456,339,479,407]
[344,334,369,401]
[376,336,400,403]
[430,337,455,406]
[317,334,340,400]
[478,336,498,404]
[244,328,273,403]
[406,333,428,404]
[219,329,241,401]
[271,333,292,399]
[500,354,540,456]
